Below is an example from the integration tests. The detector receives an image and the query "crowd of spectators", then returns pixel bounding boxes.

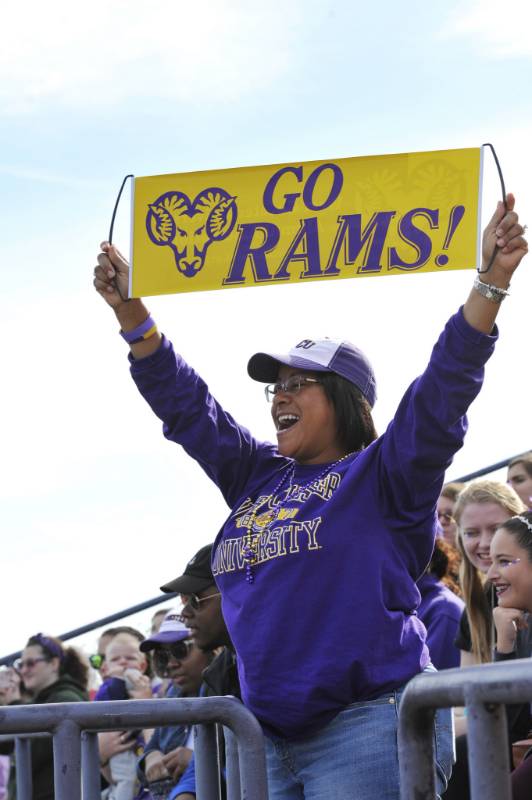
[1,454,531,799]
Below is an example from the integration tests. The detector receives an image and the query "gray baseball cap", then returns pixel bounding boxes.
[247,337,377,408]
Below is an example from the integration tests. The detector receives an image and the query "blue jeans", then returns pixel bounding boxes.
[264,688,453,800]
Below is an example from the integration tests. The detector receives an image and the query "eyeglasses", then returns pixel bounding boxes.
[89,654,105,670]
[180,591,221,612]
[437,512,455,523]
[152,641,193,675]
[14,657,49,672]
[264,376,322,403]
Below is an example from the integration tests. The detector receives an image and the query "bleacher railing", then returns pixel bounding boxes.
[0,696,268,800]
[398,659,532,800]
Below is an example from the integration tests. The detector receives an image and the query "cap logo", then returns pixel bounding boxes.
[295,339,316,349]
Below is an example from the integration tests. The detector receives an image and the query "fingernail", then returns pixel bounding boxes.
[497,238,505,246]
[496,228,503,236]
[107,269,115,277]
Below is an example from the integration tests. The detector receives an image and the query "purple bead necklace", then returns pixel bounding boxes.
[242,452,354,583]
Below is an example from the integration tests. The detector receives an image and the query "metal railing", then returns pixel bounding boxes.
[398,658,532,800]
[452,450,530,483]
[0,696,268,800]
[0,592,176,666]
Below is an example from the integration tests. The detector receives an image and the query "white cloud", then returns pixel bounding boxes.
[0,0,317,114]
[444,0,532,57]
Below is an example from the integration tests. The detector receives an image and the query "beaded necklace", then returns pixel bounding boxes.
[242,451,354,583]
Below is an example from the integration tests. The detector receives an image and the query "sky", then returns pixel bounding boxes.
[1,0,531,658]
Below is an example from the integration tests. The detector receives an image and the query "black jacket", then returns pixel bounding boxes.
[202,647,240,700]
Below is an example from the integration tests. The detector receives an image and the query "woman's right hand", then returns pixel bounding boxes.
[93,242,130,309]
[93,242,159,356]
[492,606,527,653]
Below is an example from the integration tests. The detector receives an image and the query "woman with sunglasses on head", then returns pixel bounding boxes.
[487,511,532,800]
[437,482,464,546]
[94,197,527,799]
[0,634,88,800]
[137,613,213,797]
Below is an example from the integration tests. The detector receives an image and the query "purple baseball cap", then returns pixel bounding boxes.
[140,612,191,652]
[247,337,377,408]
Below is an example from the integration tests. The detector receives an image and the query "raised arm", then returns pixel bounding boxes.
[93,241,282,505]
[377,195,527,519]
[93,241,161,360]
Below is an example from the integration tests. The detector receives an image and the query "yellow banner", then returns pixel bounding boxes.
[130,147,481,297]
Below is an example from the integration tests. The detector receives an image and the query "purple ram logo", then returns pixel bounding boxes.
[145,188,238,278]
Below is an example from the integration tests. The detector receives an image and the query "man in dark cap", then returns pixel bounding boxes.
[161,544,232,658]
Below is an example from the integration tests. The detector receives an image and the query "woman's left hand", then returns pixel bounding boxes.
[162,746,193,780]
[481,193,528,280]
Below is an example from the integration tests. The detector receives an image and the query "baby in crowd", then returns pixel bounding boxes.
[96,632,152,800]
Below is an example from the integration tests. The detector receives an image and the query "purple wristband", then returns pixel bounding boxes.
[120,314,157,345]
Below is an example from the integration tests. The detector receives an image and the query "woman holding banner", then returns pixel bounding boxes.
[94,195,527,799]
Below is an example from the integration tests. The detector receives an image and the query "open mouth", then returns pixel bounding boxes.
[494,584,510,596]
[276,414,300,433]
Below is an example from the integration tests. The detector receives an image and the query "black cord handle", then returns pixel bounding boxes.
[478,144,507,275]
[108,174,134,301]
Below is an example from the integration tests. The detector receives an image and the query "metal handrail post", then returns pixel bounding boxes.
[53,718,82,800]
[224,726,242,800]
[465,691,512,800]
[214,698,268,800]
[14,737,33,800]
[195,723,221,799]
[81,730,102,800]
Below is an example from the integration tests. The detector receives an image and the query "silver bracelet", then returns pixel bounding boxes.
[473,274,510,304]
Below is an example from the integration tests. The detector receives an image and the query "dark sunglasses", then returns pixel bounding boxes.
[180,591,221,612]
[152,641,193,674]
[89,654,105,670]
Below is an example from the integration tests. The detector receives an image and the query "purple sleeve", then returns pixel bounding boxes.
[129,337,282,507]
[424,612,463,670]
[377,308,497,521]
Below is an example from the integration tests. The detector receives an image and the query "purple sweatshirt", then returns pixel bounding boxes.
[130,309,497,739]
[417,573,465,670]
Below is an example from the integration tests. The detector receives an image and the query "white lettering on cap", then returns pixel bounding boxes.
[290,338,343,368]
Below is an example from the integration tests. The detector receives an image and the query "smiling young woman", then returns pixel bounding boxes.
[454,481,526,666]
[488,512,532,646]
[94,196,527,799]
[487,512,532,800]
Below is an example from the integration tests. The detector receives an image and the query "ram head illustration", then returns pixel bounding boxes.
[146,188,238,278]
